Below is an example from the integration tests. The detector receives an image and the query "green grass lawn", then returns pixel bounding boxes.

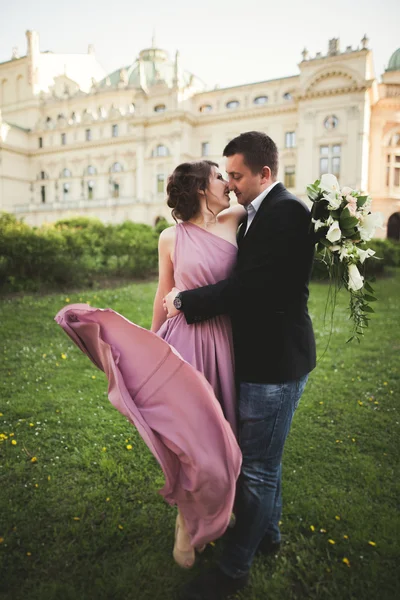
[0,273,399,600]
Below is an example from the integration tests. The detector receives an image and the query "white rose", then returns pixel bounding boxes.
[357,247,376,264]
[341,186,354,196]
[339,243,355,262]
[348,263,364,291]
[359,212,384,241]
[326,221,342,243]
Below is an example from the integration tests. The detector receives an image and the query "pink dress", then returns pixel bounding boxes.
[54,224,240,547]
[158,222,238,435]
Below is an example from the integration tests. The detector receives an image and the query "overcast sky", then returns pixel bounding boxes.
[0,0,398,89]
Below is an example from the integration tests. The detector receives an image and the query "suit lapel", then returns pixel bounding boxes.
[237,214,248,245]
[242,183,286,240]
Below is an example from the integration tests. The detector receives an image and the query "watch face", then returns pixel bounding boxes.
[173,295,182,310]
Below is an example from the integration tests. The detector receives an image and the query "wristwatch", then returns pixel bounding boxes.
[173,292,183,310]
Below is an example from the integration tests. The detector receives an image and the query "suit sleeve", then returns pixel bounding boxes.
[180,199,311,324]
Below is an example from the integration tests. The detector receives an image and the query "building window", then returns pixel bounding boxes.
[111,162,123,173]
[201,142,210,157]
[386,133,400,189]
[112,124,118,137]
[87,165,97,176]
[320,145,341,178]
[254,96,268,105]
[284,166,296,189]
[40,171,47,180]
[63,182,70,201]
[154,104,166,113]
[283,92,292,101]
[226,100,240,109]
[157,174,165,193]
[41,185,46,203]
[285,132,296,148]
[324,115,339,130]
[38,137,43,149]
[112,182,120,198]
[61,168,72,178]
[88,180,94,200]
[199,104,212,113]
[85,128,92,141]
[152,144,169,157]
[61,133,66,145]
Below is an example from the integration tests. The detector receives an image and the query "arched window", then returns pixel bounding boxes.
[254,96,268,105]
[152,144,170,157]
[39,171,48,180]
[387,212,400,240]
[226,100,240,109]
[199,104,212,113]
[61,168,72,178]
[154,104,166,113]
[70,112,77,124]
[87,180,95,200]
[46,117,54,129]
[323,115,339,130]
[283,92,292,101]
[86,165,97,176]
[110,162,123,173]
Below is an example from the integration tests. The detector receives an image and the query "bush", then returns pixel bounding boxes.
[0,213,161,293]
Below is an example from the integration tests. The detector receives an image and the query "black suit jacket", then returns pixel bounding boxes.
[179,183,316,384]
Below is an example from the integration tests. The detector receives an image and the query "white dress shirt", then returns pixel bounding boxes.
[245,181,281,234]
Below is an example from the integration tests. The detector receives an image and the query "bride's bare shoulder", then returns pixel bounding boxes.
[218,204,247,224]
[159,224,177,246]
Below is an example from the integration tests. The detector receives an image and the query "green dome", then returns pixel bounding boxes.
[387,48,400,72]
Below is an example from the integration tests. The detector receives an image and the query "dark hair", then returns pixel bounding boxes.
[223,131,278,178]
[167,160,218,222]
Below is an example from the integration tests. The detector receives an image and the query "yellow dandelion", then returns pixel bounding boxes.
[118,524,124,530]
[65,298,70,302]
[0,537,4,544]
[42,354,47,359]
[320,529,327,533]
[106,497,110,502]
[319,401,324,405]
[91,375,96,379]
[31,457,37,463]
[328,539,335,545]
[73,517,80,521]
[48,475,51,481]
[26,552,31,556]
[102,447,107,452]
[11,440,17,446]
[310,525,315,532]
[374,401,379,405]
[358,401,363,406]
[35,483,39,488]
[343,535,349,540]
[352,438,356,442]
[9,433,14,437]
[368,541,376,547]
[126,444,133,450]
[342,557,351,567]
[335,440,341,443]
[335,515,341,521]
[56,362,59,367]
[0,413,3,417]
[86,301,91,306]
[383,382,388,386]
[29,423,34,427]
[61,353,67,360]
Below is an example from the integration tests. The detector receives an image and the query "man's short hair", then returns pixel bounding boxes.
[223,131,279,178]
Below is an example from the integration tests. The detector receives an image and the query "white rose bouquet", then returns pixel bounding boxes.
[307,174,384,342]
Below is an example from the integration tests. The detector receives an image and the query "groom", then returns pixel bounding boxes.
[165,131,316,599]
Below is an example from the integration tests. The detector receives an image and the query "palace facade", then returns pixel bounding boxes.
[0,31,399,238]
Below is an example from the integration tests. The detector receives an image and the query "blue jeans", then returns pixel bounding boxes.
[219,374,309,578]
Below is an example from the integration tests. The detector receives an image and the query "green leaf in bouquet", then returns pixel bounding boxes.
[363,305,375,313]
[364,281,374,293]
[363,294,377,302]
[356,195,369,208]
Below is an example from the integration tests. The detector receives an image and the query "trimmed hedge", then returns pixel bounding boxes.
[0,212,398,293]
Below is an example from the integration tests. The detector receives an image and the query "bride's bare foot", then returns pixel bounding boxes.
[173,513,195,569]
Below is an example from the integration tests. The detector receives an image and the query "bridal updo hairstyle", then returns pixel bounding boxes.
[167,160,218,222]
